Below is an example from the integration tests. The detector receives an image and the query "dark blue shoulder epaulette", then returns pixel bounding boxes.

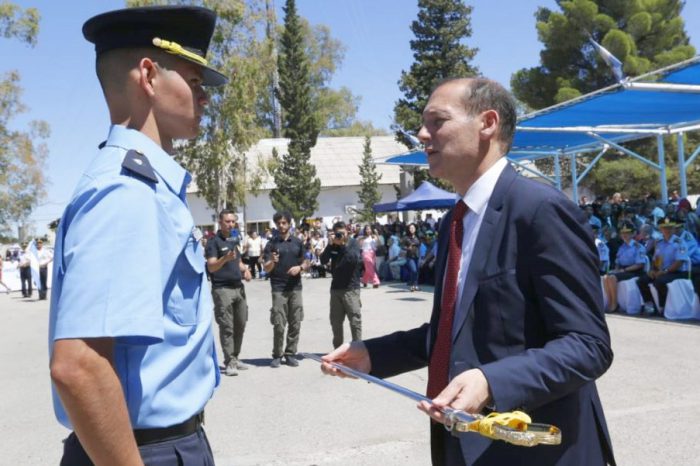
[121,149,158,183]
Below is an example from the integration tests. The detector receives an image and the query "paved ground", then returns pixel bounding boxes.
[2,277,699,465]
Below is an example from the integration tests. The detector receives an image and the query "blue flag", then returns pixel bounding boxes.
[589,37,625,83]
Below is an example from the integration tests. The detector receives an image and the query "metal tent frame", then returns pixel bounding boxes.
[380,56,700,202]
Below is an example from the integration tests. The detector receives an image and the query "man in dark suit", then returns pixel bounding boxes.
[321,78,615,465]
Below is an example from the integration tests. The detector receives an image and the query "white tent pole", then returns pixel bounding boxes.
[678,133,687,199]
[623,82,700,93]
[554,152,562,191]
[686,141,700,167]
[507,159,557,186]
[587,133,661,170]
[517,125,665,135]
[570,153,578,203]
[658,135,668,203]
[576,146,608,185]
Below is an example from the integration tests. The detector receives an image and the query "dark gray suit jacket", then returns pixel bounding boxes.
[365,164,615,465]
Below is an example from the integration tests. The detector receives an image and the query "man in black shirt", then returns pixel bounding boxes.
[263,211,307,368]
[206,209,251,376]
[321,221,364,349]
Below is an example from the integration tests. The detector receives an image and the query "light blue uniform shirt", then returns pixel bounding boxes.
[595,237,609,272]
[615,240,646,268]
[678,229,700,265]
[49,125,219,429]
[653,234,689,272]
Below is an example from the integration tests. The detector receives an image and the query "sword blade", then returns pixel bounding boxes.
[300,352,478,424]
[301,352,562,447]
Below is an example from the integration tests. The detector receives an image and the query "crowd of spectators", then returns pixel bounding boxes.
[583,191,700,316]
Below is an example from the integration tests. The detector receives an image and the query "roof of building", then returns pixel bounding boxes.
[187,136,404,194]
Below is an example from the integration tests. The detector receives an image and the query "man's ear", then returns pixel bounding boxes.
[479,109,500,140]
[137,57,158,97]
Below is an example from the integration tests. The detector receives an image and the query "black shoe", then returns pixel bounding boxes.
[284,355,299,367]
[270,357,282,368]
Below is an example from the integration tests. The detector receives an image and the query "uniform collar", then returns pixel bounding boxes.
[104,125,191,197]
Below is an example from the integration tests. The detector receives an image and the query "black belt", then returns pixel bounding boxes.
[133,412,203,446]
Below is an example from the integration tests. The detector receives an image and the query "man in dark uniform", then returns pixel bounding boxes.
[320,221,364,348]
[263,211,307,368]
[206,209,252,377]
[48,6,227,465]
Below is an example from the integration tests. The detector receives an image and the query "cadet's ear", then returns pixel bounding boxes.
[138,57,158,98]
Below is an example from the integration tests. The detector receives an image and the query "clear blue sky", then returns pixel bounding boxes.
[4,0,700,235]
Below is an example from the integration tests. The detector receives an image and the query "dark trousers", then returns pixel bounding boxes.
[19,266,32,297]
[39,266,48,299]
[637,271,686,311]
[431,422,466,466]
[60,428,215,465]
[246,256,261,278]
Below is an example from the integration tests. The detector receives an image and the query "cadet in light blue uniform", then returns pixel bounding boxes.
[592,224,609,274]
[602,221,646,312]
[637,217,689,316]
[49,6,228,465]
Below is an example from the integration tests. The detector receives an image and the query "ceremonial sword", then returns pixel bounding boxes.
[301,352,561,447]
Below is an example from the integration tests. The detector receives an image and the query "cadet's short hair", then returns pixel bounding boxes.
[273,211,292,224]
[333,221,347,231]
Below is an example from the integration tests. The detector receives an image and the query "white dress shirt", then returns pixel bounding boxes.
[453,157,508,328]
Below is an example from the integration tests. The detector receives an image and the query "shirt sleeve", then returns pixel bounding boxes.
[53,179,164,345]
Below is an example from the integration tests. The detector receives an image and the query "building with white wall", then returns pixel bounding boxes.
[187,136,409,233]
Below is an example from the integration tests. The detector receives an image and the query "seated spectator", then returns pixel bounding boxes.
[592,224,609,274]
[385,235,406,281]
[637,217,689,316]
[602,222,646,312]
[677,198,700,240]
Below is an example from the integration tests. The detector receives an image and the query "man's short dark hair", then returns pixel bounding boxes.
[273,211,292,224]
[218,209,236,220]
[441,77,517,153]
[333,221,346,231]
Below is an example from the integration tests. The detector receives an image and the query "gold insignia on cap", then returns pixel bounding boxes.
[152,37,207,66]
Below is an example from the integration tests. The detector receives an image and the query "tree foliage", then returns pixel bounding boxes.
[269,0,321,223]
[393,0,479,139]
[512,0,697,199]
[356,136,382,223]
[0,3,47,234]
[512,0,695,108]
[0,2,39,45]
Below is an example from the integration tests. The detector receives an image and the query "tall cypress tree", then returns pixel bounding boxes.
[270,0,321,223]
[393,0,479,136]
[356,136,382,223]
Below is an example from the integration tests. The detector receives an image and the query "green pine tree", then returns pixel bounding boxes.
[512,0,695,108]
[356,136,382,223]
[511,0,697,198]
[393,0,479,137]
[270,0,321,223]
[392,0,478,191]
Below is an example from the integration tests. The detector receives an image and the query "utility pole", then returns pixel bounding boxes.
[266,0,282,138]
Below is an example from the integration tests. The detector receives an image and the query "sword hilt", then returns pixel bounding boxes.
[302,352,561,447]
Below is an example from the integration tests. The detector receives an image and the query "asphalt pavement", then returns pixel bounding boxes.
[1,277,699,465]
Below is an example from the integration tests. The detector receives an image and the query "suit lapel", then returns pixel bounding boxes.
[451,164,516,342]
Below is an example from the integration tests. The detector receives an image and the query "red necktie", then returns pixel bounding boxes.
[427,200,468,399]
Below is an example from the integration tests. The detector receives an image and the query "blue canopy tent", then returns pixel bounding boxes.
[374,181,457,212]
[379,57,700,202]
